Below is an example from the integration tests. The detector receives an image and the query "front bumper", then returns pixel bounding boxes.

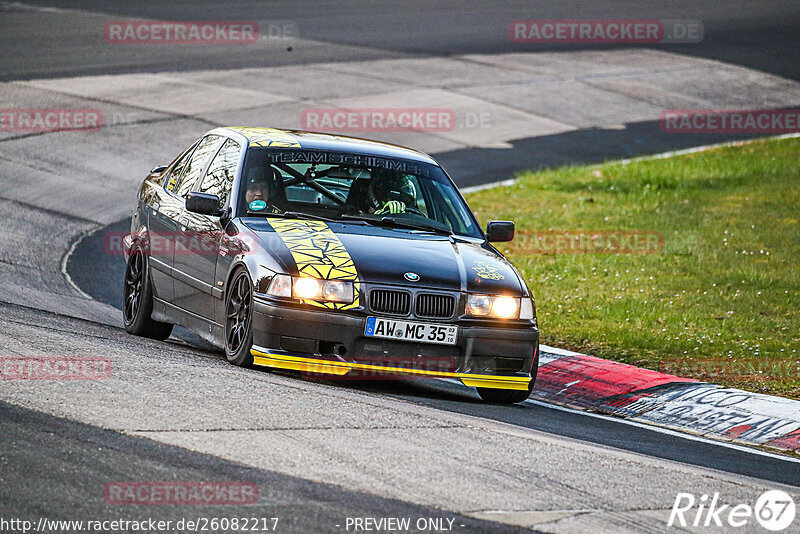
[122,234,133,261]
[250,296,538,391]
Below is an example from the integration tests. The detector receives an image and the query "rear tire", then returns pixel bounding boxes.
[224,268,255,367]
[123,243,174,340]
[476,346,539,404]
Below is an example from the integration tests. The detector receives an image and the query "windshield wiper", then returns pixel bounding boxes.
[249,210,370,225]
[340,214,453,235]
[246,210,336,222]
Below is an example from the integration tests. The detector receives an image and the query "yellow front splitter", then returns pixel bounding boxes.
[250,348,531,390]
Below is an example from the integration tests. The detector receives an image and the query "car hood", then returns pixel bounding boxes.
[244,219,523,295]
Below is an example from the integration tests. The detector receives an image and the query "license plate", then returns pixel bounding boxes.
[364,317,457,346]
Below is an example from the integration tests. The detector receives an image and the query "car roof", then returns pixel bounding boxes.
[214,127,438,165]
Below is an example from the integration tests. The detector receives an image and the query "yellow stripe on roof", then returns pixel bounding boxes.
[226,127,301,148]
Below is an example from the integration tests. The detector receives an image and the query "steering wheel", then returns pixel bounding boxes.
[400,206,426,217]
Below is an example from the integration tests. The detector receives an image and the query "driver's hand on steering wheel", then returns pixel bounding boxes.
[375,200,406,215]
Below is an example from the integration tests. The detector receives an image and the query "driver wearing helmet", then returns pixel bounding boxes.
[365,169,417,215]
[244,167,283,214]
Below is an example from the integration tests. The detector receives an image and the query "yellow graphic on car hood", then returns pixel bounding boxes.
[472,260,505,280]
[268,219,361,310]
[226,127,301,148]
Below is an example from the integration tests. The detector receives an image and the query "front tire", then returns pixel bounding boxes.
[123,243,174,340]
[224,268,254,367]
[476,380,535,404]
[476,347,539,404]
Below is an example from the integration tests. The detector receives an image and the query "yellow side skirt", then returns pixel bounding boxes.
[251,349,531,390]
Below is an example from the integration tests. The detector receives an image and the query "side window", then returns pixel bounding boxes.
[199,138,241,208]
[405,174,427,216]
[173,135,222,198]
[166,143,197,192]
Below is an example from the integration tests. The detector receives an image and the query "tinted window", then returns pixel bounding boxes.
[173,135,221,198]
[238,149,482,238]
[199,138,241,208]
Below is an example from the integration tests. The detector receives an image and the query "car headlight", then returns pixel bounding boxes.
[293,277,321,299]
[266,273,292,297]
[466,294,520,319]
[267,274,354,304]
[519,297,535,320]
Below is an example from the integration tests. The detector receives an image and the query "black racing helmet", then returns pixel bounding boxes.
[367,169,416,208]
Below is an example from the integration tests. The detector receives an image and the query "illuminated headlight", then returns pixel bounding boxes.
[466,294,520,319]
[491,296,518,318]
[293,277,321,299]
[267,275,354,304]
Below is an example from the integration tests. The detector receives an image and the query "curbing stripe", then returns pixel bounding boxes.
[532,351,696,409]
[536,349,800,454]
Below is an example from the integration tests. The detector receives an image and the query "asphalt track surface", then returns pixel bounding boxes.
[0,400,530,533]
[3,1,800,532]
[3,0,800,81]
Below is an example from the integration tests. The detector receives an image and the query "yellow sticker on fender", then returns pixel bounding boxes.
[268,219,361,310]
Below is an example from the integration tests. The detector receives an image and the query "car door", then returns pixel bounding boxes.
[147,141,198,303]
[169,134,224,312]
[173,137,242,318]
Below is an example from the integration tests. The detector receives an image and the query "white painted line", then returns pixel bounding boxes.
[524,399,800,464]
[539,344,584,357]
[460,133,800,194]
[459,178,517,194]
[60,230,95,300]
[617,132,800,165]
[437,376,800,460]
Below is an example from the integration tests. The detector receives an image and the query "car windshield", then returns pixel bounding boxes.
[237,148,483,238]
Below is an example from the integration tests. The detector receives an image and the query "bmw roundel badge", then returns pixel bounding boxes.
[404,272,420,282]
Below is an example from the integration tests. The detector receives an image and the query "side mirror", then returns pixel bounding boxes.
[150,165,168,174]
[186,192,223,217]
[486,220,515,242]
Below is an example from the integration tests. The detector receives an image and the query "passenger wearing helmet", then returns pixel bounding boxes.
[365,170,417,215]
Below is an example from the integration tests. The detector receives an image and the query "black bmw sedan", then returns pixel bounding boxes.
[123,127,538,403]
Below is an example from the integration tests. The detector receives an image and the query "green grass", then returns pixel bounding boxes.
[465,137,800,399]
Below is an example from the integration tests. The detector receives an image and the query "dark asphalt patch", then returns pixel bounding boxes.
[0,400,534,533]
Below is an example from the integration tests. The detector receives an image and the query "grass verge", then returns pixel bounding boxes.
[465,136,800,399]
